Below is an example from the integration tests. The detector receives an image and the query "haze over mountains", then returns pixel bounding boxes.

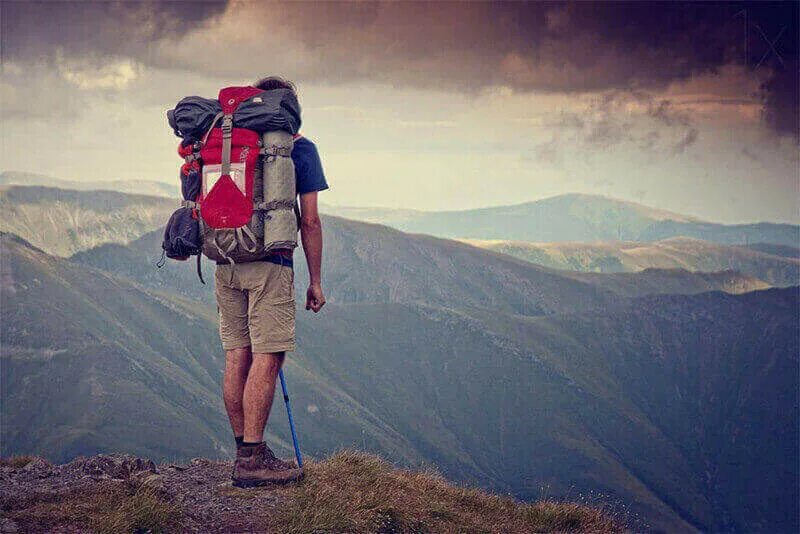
[0,171,177,199]
[464,237,799,287]
[1,178,798,532]
[323,194,800,247]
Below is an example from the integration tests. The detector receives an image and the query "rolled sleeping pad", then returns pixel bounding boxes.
[261,130,298,252]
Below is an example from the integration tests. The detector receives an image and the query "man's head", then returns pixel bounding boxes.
[253,76,297,98]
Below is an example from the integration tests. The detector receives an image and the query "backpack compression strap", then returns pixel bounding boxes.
[220,113,234,179]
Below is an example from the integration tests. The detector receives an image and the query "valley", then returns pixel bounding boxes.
[1,183,798,532]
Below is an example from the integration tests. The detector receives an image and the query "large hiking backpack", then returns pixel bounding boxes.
[162,86,301,278]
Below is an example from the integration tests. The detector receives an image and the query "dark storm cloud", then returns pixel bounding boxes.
[0,1,226,63]
[2,1,797,136]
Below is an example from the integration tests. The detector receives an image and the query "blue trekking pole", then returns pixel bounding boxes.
[279,368,303,468]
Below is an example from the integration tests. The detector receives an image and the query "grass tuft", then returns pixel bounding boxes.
[91,484,181,534]
[272,449,622,534]
[2,479,181,534]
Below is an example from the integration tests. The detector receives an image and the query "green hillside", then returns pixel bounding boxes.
[0,233,230,461]
[6,226,798,532]
[72,217,768,317]
[3,186,798,532]
[75,215,622,315]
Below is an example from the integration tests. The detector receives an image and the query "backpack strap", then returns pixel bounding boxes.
[259,145,292,156]
[254,199,295,213]
[220,113,234,178]
[201,112,224,146]
[211,233,239,265]
[196,254,206,284]
[235,226,259,253]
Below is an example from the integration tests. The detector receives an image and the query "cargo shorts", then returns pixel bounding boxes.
[214,258,295,354]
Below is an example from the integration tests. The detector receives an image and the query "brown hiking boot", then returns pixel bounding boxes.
[232,442,303,488]
[262,444,298,470]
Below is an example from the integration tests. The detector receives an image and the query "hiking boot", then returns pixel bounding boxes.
[232,442,303,488]
[262,444,298,470]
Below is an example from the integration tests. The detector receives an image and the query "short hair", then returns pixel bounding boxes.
[253,76,297,97]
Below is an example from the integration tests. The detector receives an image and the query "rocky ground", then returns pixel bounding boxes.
[0,454,281,533]
[0,452,622,533]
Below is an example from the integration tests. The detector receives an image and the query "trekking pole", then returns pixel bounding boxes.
[278,368,304,468]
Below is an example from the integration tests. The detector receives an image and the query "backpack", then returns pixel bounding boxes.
[162,86,302,280]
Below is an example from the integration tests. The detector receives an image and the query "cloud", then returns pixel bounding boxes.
[57,54,142,91]
[0,62,85,120]
[0,1,226,62]
[527,90,704,161]
[2,1,797,137]
[673,128,700,155]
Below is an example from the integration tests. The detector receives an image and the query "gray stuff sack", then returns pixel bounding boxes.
[167,88,301,142]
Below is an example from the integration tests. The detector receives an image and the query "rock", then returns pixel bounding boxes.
[166,463,187,471]
[22,457,52,477]
[0,517,19,533]
[79,454,157,480]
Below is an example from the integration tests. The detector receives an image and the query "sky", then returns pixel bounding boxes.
[1,1,798,224]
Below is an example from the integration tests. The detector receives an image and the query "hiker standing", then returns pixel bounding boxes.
[164,76,327,486]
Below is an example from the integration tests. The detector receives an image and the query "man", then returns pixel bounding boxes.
[216,76,327,487]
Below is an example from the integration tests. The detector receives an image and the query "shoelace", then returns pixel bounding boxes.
[262,446,294,469]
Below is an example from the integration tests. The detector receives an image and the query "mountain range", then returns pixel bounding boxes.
[322,194,799,247]
[0,171,177,198]
[0,185,175,256]
[4,181,793,293]
[1,183,798,532]
[463,237,799,287]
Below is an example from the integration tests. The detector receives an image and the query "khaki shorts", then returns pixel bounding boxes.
[214,260,296,353]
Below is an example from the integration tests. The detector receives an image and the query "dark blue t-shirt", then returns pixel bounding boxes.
[292,136,328,196]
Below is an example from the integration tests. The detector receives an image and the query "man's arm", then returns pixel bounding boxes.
[299,191,325,312]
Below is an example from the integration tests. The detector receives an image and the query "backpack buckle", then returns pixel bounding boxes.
[221,114,233,138]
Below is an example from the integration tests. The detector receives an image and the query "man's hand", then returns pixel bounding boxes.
[306,283,326,313]
[300,192,325,313]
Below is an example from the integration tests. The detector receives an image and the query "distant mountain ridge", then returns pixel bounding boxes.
[322,194,800,247]
[0,185,175,256]
[72,218,770,312]
[0,170,177,198]
[3,172,795,247]
[463,236,799,287]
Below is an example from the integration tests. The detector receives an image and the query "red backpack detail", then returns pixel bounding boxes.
[196,86,262,229]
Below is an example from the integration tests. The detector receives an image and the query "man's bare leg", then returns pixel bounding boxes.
[223,347,253,439]
[242,352,285,443]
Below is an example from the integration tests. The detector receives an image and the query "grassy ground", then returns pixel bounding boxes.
[271,450,622,533]
[2,450,622,533]
[2,478,180,533]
